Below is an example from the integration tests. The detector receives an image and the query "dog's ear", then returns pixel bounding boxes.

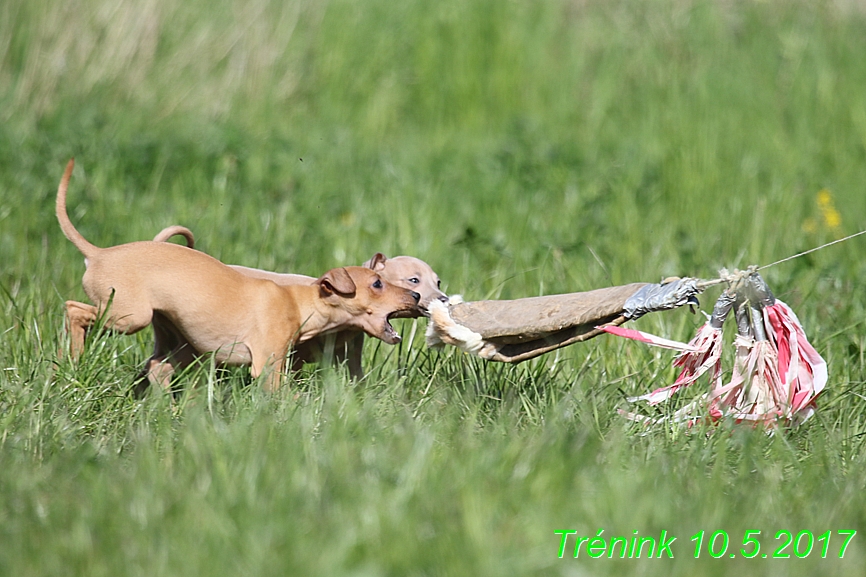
[363,252,387,271]
[318,267,356,297]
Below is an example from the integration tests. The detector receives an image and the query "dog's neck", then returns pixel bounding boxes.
[283,285,365,344]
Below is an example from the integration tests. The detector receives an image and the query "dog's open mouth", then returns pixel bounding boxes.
[382,314,402,344]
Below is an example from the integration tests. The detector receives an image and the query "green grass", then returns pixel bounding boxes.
[2,0,866,575]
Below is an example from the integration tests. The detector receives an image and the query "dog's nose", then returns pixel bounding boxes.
[411,291,420,303]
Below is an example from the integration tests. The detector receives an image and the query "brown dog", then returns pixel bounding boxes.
[57,159,421,392]
[153,227,447,378]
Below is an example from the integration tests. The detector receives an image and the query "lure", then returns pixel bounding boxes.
[602,272,827,426]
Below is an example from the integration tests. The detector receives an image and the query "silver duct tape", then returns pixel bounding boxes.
[623,278,702,320]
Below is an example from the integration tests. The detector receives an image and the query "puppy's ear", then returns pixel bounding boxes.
[318,267,356,297]
[363,252,387,271]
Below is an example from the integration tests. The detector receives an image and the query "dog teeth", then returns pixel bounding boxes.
[384,320,401,343]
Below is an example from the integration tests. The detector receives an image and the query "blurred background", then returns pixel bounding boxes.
[3,0,864,301]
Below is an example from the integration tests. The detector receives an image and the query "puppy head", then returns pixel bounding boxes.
[316,266,421,344]
[362,253,447,316]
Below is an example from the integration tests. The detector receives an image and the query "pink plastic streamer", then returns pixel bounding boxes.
[602,299,827,426]
[599,325,697,352]
[628,324,723,405]
[762,301,827,418]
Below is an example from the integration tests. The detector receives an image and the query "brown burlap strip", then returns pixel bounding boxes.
[445,283,648,363]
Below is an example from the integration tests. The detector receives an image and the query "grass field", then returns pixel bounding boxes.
[2,0,866,575]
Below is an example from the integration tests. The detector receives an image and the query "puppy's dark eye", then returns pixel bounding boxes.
[437,280,441,288]
[373,280,383,289]
[409,277,420,284]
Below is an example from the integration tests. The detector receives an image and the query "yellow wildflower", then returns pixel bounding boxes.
[816,188,842,232]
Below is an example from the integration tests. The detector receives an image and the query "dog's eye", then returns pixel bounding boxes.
[408,277,420,284]
[373,280,383,289]
[437,280,441,288]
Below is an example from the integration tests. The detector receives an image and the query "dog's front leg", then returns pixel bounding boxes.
[133,314,194,396]
[252,350,287,393]
[344,332,365,381]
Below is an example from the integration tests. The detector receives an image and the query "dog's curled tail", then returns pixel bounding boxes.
[56,158,99,259]
[153,225,195,248]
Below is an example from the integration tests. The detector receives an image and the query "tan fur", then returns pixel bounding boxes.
[152,228,448,379]
[151,225,195,248]
[58,159,421,392]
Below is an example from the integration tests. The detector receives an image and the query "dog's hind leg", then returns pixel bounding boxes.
[64,300,99,359]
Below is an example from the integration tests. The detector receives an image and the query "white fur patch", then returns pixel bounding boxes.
[425,298,499,359]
